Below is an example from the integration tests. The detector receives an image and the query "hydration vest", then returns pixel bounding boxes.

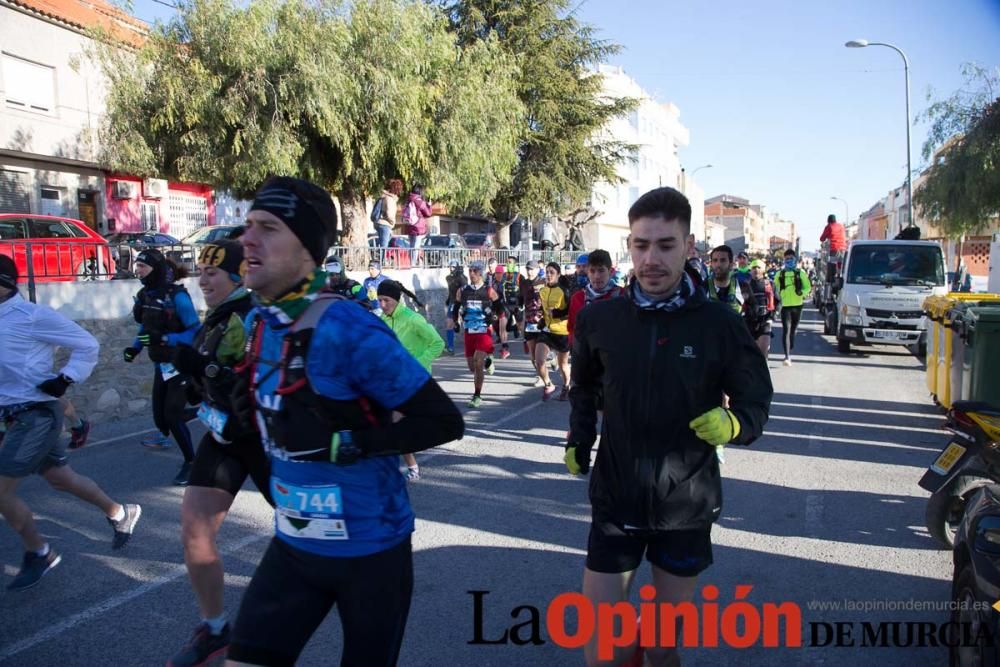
[189,293,252,419]
[500,272,520,305]
[239,293,389,461]
[708,275,743,313]
[746,278,775,321]
[134,284,189,362]
[458,283,494,334]
[779,268,804,296]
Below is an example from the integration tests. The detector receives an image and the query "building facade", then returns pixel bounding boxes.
[0,0,215,237]
[704,194,768,255]
[586,64,704,254]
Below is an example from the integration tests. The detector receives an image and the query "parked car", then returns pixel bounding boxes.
[0,213,116,282]
[462,232,493,250]
[180,224,245,246]
[105,232,191,275]
[422,234,465,267]
[462,232,495,262]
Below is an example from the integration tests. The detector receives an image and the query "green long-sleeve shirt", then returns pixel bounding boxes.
[381,303,445,372]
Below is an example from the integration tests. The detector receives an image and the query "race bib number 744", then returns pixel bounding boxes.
[272,478,349,540]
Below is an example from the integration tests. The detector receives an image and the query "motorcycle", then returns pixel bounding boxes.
[950,483,1000,666]
[918,401,1000,549]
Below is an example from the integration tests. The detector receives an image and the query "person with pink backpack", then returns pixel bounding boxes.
[402,184,433,262]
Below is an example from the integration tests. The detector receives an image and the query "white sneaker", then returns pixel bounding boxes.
[783,357,792,366]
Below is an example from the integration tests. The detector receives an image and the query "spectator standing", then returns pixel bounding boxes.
[374,179,403,248]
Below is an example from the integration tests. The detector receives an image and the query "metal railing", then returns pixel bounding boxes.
[331,245,629,270]
[4,239,632,301]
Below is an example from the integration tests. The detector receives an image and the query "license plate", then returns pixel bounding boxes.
[931,442,967,475]
[871,330,903,340]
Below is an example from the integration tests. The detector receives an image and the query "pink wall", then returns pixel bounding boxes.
[104,175,216,235]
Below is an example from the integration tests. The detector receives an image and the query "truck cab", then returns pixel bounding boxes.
[834,240,947,356]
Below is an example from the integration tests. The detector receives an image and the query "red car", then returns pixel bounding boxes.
[0,213,116,282]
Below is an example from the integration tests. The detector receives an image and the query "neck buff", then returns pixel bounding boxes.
[208,285,250,318]
[252,271,329,328]
[629,272,693,312]
[584,281,618,303]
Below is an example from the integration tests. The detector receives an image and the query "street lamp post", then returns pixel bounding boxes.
[690,164,713,177]
[829,196,849,225]
[845,39,913,228]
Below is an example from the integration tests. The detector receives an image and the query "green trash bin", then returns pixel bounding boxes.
[949,306,970,406]
[961,306,1000,407]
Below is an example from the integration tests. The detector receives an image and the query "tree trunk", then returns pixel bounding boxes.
[337,186,371,271]
[495,220,511,248]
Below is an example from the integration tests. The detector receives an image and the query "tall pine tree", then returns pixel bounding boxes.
[443,0,636,232]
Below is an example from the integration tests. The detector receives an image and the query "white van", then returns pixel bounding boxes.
[834,240,948,355]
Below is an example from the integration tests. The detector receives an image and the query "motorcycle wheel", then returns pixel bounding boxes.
[927,475,992,549]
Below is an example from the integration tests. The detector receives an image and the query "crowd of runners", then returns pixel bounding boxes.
[0,179,808,666]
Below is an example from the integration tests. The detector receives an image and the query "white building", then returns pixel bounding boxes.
[586,65,703,254]
[0,0,146,229]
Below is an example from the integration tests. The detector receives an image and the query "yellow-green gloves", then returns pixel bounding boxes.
[689,408,741,446]
[564,444,590,475]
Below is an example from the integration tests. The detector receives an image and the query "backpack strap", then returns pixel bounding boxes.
[291,291,347,334]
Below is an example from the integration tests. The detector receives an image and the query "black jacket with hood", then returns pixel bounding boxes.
[568,285,772,531]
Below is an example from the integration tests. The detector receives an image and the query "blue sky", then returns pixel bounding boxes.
[128,0,1000,250]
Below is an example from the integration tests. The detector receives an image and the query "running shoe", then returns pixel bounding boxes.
[405,468,421,481]
[108,503,142,550]
[557,386,570,401]
[6,549,61,591]
[446,347,455,356]
[542,384,557,401]
[168,622,230,667]
[141,434,170,449]
[499,347,511,360]
[485,355,495,375]
[783,357,792,366]
[467,395,482,408]
[173,462,193,487]
[68,419,91,450]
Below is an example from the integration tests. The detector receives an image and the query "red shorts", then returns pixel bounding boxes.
[464,331,495,358]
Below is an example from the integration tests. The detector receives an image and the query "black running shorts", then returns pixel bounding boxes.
[538,332,570,354]
[188,432,273,505]
[586,514,713,577]
[229,537,413,666]
[750,320,773,339]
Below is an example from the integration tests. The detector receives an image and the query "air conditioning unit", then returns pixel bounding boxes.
[112,181,136,199]
[143,178,168,199]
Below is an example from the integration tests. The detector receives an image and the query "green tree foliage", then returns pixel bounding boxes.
[96,0,522,248]
[915,63,1000,237]
[443,0,637,224]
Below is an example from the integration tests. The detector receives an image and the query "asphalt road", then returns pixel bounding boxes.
[0,307,955,665]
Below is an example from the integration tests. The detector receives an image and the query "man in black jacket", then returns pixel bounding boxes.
[566,187,772,666]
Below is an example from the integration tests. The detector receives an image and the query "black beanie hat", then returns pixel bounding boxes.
[0,254,17,289]
[377,279,403,301]
[198,240,245,282]
[135,248,170,287]
[249,176,338,264]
